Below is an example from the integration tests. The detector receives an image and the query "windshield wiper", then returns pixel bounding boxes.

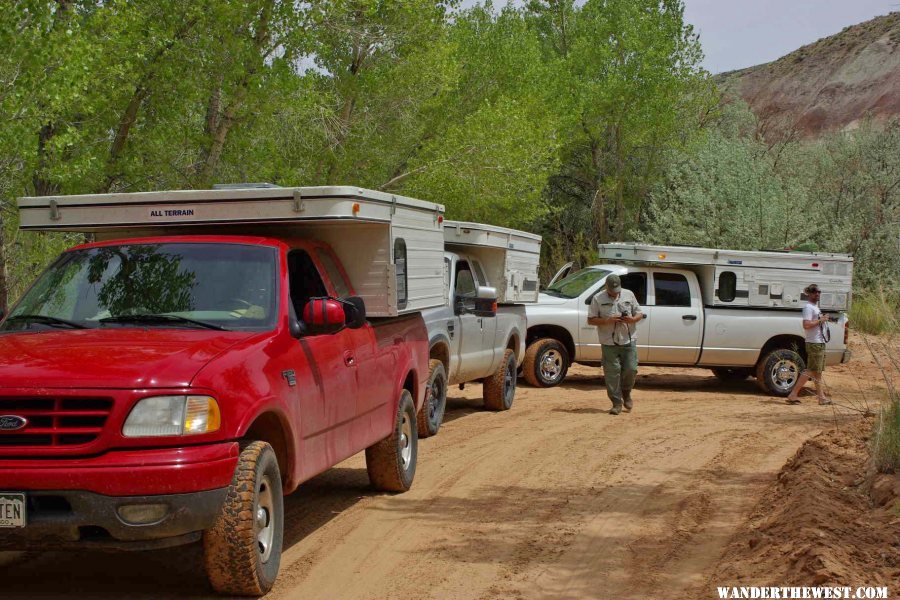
[4,314,88,329]
[99,314,229,331]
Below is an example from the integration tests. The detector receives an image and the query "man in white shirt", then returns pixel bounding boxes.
[786,284,832,405]
[587,274,643,415]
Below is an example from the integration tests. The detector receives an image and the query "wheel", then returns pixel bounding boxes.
[417,359,447,438]
[203,441,284,596]
[755,348,805,396]
[711,367,753,381]
[366,388,417,492]
[522,338,569,387]
[484,348,517,411]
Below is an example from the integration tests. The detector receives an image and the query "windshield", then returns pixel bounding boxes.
[544,268,611,299]
[2,243,278,332]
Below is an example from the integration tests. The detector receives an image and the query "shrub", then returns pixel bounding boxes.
[850,288,899,335]
[873,392,900,474]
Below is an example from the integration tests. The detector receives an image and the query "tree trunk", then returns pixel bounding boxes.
[197,1,273,183]
[0,211,8,314]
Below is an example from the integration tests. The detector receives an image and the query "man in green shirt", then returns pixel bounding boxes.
[587,274,644,415]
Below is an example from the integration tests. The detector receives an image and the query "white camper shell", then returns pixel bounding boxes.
[18,186,447,318]
[443,220,542,304]
[598,243,854,311]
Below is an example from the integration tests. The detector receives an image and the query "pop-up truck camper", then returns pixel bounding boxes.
[524,243,853,395]
[417,220,541,437]
[1,185,455,595]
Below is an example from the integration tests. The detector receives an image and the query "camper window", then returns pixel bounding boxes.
[653,272,691,307]
[316,248,351,298]
[718,271,737,302]
[394,238,408,309]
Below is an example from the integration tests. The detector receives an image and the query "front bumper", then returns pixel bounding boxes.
[0,487,227,551]
[0,442,239,496]
[0,442,238,550]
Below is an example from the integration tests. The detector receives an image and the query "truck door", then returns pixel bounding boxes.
[285,249,359,469]
[646,270,702,364]
[314,247,385,418]
[580,271,650,363]
[453,260,493,382]
[470,258,498,378]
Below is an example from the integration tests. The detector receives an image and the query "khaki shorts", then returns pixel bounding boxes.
[805,342,826,373]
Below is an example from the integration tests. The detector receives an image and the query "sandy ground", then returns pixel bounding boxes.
[1,334,895,600]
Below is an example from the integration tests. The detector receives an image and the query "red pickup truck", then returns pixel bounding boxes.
[0,233,429,595]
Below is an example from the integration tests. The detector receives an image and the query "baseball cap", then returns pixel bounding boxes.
[606,274,622,293]
[804,283,821,294]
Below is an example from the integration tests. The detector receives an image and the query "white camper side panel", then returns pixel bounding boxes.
[601,243,854,310]
[391,209,447,314]
[298,210,445,317]
[302,224,395,317]
[443,221,542,304]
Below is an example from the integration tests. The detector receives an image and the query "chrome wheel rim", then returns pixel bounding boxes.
[399,411,413,470]
[771,359,799,392]
[540,349,563,382]
[256,475,275,563]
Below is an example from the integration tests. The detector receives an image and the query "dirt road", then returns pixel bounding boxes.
[1,338,890,600]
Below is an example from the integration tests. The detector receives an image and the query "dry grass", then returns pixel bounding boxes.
[873,391,900,473]
[850,288,900,335]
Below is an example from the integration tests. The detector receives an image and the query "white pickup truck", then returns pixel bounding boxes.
[524,244,853,396]
[418,222,540,436]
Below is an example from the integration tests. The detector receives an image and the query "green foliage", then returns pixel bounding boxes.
[1,0,892,310]
[640,100,900,293]
[850,288,900,335]
[873,391,900,474]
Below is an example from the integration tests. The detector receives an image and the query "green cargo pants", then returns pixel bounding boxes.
[601,342,638,407]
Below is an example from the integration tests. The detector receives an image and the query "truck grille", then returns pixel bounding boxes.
[0,397,113,447]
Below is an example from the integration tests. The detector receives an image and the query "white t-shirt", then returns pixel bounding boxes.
[802,302,825,343]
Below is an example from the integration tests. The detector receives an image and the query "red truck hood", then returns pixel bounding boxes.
[0,329,257,389]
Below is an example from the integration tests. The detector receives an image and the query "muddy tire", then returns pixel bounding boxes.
[483,348,517,411]
[711,367,753,381]
[203,441,284,597]
[367,389,417,492]
[523,338,569,388]
[755,348,805,396]
[417,360,447,438]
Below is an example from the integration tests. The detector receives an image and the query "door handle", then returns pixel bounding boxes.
[447,321,455,339]
[682,315,698,321]
[343,351,356,367]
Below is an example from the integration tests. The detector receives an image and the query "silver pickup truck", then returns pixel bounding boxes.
[524,264,852,396]
[419,250,526,436]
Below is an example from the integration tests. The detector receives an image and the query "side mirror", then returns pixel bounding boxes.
[476,285,497,300]
[302,297,346,335]
[472,286,498,318]
[343,296,367,329]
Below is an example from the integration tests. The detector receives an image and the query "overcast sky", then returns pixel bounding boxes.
[461,1,897,74]
[683,0,897,73]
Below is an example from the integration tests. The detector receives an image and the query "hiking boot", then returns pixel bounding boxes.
[623,395,633,412]
[609,405,622,415]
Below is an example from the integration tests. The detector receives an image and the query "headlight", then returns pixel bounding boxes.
[123,395,221,438]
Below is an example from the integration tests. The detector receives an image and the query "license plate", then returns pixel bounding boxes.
[0,493,26,528]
